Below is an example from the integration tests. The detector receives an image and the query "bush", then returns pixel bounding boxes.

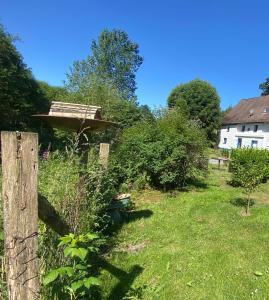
[229,148,268,215]
[113,109,208,190]
[230,148,269,186]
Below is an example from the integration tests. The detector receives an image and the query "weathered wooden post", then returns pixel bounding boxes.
[1,132,39,300]
[99,143,110,168]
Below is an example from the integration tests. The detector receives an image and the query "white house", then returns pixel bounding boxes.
[219,95,269,150]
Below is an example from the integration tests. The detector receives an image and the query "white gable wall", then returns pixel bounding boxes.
[219,123,269,150]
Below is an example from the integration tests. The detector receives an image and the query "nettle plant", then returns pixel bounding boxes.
[43,233,102,299]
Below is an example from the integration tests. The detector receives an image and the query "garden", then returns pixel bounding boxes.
[1,23,269,300]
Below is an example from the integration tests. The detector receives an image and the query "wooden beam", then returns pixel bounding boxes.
[99,143,110,168]
[1,132,39,300]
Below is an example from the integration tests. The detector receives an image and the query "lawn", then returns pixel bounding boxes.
[101,166,269,300]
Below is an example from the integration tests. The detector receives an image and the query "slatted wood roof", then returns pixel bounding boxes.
[33,101,117,132]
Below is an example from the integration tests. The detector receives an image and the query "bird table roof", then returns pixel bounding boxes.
[33,101,117,132]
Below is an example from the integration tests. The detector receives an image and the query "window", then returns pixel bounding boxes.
[254,125,258,132]
[223,138,227,144]
[264,108,269,113]
[227,126,230,132]
[237,138,242,148]
[241,125,245,132]
[251,140,258,148]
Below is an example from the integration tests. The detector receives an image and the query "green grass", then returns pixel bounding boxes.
[101,167,269,299]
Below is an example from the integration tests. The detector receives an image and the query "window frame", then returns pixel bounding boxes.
[251,140,258,148]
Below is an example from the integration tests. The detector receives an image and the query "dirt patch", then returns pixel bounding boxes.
[117,240,150,253]
[239,210,251,217]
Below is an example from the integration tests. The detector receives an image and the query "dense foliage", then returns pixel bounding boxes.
[43,233,101,299]
[38,139,119,299]
[114,109,208,190]
[0,25,53,143]
[167,79,221,143]
[229,148,267,214]
[259,77,269,96]
[66,29,143,101]
[230,148,269,185]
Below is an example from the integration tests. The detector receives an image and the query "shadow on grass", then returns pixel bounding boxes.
[181,179,208,192]
[126,209,153,223]
[230,197,255,207]
[93,258,143,300]
[106,264,143,300]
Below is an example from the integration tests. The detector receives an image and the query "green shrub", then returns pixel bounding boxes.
[113,109,208,190]
[230,148,269,186]
[43,232,102,299]
[229,148,267,215]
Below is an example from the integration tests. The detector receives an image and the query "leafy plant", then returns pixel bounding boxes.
[230,148,266,215]
[43,233,102,299]
[113,108,208,190]
[167,79,221,143]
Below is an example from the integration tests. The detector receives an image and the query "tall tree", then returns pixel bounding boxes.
[37,80,69,102]
[66,29,143,101]
[0,25,52,142]
[167,79,221,142]
[259,77,269,96]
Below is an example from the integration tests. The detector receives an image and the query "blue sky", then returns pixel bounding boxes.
[1,0,269,109]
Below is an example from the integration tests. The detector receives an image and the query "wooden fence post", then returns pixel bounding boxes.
[99,143,110,168]
[1,132,39,300]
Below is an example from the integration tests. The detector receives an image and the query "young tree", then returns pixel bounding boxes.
[259,77,269,96]
[167,79,221,143]
[66,29,143,101]
[232,163,263,215]
[230,149,267,215]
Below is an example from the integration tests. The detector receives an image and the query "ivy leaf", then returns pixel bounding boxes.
[254,271,263,276]
[83,277,100,288]
[43,270,59,285]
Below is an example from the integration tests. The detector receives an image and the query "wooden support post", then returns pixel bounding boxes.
[1,132,39,300]
[99,143,110,168]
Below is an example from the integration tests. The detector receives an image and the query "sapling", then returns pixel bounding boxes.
[232,163,263,215]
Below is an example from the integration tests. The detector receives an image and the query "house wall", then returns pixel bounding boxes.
[218,123,269,150]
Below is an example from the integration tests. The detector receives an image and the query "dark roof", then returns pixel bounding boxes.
[222,95,269,125]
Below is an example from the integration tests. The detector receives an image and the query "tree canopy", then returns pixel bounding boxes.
[0,25,53,142]
[167,79,221,142]
[259,77,269,96]
[66,29,143,101]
